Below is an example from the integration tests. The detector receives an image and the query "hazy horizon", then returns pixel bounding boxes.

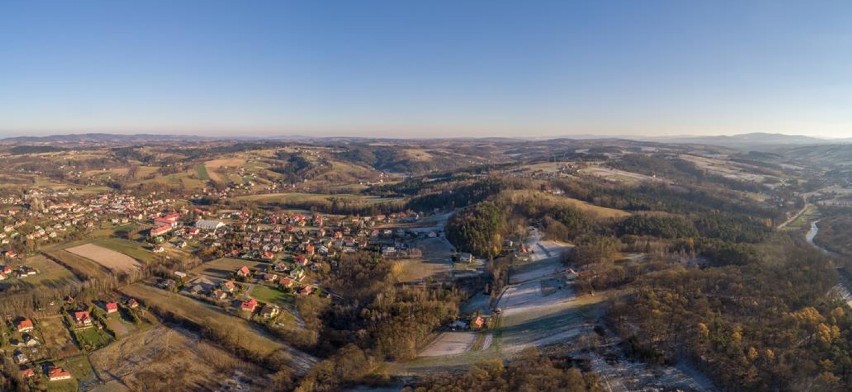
[3,1,852,139]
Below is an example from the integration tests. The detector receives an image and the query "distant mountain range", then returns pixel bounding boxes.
[0,133,215,145]
[647,132,852,147]
[1,131,849,147]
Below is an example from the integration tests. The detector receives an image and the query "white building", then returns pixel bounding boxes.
[195,219,226,230]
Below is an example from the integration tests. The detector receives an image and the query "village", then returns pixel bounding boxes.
[0,183,471,390]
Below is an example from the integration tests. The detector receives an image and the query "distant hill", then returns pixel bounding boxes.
[0,133,213,145]
[651,132,848,147]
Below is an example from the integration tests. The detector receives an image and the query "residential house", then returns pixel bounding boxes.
[13,351,27,364]
[279,277,295,288]
[16,318,34,332]
[259,304,280,319]
[241,298,258,312]
[150,225,172,238]
[289,268,305,281]
[73,311,93,327]
[472,315,486,329]
[221,280,237,293]
[236,266,251,278]
[48,366,73,381]
[104,302,119,314]
[262,272,278,282]
[19,366,34,378]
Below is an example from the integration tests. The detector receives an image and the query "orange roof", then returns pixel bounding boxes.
[48,367,71,378]
[17,318,33,330]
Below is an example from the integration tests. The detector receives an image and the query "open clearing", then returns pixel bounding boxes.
[232,192,398,205]
[192,258,268,280]
[250,284,292,305]
[15,255,80,289]
[91,238,157,264]
[66,243,141,273]
[119,283,316,375]
[500,190,630,220]
[90,325,267,392]
[44,250,110,279]
[418,332,477,357]
[407,232,594,371]
[580,165,669,186]
[39,316,81,359]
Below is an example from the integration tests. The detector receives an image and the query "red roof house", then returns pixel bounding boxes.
[279,277,295,288]
[48,366,72,381]
[73,311,92,327]
[241,298,258,312]
[16,318,34,332]
[150,225,172,237]
[236,266,251,277]
[19,366,34,378]
[104,302,119,313]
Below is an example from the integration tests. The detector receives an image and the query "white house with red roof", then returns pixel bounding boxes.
[104,302,119,314]
[73,311,93,327]
[150,225,172,238]
[16,318,34,332]
[236,266,251,278]
[47,366,72,381]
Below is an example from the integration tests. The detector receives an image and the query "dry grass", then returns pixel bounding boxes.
[205,158,246,168]
[119,283,316,374]
[66,243,141,273]
[19,254,81,288]
[90,326,267,391]
[39,316,81,359]
[44,250,110,279]
[500,190,630,219]
[191,258,268,280]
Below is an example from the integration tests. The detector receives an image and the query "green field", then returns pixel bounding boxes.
[58,354,96,383]
[46,379,78,392]
[250,284,292,305]
[7,255,80,289]
[191,258,268,279]
[195,164,210,180]
[91,238,157,264]
[74,326,113,351]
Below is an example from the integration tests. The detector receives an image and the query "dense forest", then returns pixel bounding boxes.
[292,252,465,391]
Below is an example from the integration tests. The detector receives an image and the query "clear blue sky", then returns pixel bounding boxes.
[2,0,851,138]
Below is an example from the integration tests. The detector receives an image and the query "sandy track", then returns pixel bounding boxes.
[419,332,477,357]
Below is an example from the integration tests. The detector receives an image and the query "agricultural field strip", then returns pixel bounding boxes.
[66,243,141,273]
